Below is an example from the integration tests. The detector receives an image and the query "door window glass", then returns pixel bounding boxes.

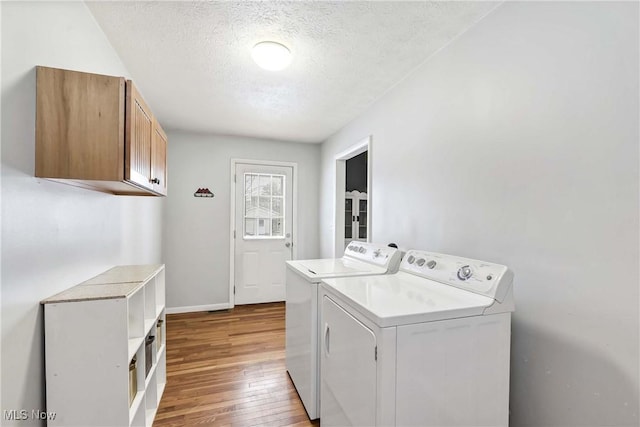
[244,173,285,238]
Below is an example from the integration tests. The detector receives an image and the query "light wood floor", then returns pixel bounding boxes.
[153,303,319,427]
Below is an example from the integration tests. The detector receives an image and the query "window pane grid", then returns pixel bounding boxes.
[243,173,286,238]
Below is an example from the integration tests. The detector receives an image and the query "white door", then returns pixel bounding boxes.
[234,162,294,304]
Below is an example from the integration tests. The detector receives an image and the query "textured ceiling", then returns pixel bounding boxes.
[86,1,499,143]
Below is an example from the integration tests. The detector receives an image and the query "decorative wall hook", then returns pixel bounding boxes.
[194,188,214,198]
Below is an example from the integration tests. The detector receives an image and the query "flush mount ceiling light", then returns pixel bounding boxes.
[251,41,292,71]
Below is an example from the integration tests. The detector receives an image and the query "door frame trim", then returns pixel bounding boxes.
[334,135,372,257]
[229,158,298,308]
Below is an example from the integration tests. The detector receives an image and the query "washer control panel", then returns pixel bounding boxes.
[344,241,402,270]
[400,250,513,302]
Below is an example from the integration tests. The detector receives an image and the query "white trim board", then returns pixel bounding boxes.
[334,135,372,257]
[166,303,231,314]
[229,158,299,309]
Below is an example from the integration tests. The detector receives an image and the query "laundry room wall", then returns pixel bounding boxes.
[1,2,163,425]
[163,131,320,312]
[319,2,638,426]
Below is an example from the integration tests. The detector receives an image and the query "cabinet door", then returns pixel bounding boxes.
[357,198,367,239]
[345,191,367,241]
[345,198,353,239]
[125,81,153,190]
[35,67,125,181]
[152,120,168,195]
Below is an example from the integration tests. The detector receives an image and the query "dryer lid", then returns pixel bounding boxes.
[288,257,386,280]
[286,242,402,280]
[321,272,496,328]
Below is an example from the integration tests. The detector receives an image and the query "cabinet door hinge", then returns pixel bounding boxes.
[234,174,236,183]
[233,230,236,239]
[374,346,378,361]
[233,286,236,295]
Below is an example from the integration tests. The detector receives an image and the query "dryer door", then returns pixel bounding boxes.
[321,295,377,427]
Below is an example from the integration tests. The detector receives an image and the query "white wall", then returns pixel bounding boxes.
[320,2,638,426]
[163,131,320,312]
[1,2,163,424]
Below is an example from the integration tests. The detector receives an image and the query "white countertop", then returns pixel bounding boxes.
[41,264,164,304]
[81,264,164,285]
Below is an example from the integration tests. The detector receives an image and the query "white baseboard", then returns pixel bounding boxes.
[166,303,231,314]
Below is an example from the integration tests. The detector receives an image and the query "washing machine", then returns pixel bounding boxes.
[286,241,402,420]
[320,250,515,427]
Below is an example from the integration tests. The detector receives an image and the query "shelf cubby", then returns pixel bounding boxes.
[145,371,158,427]
[156,309,166,351]
[144,276,156,322]
[130,397,146,427]
[156,346,167,407]
[129,344,146,425]
[155,269,165,317]
[128,288,145,339]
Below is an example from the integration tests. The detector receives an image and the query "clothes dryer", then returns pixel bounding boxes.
[285,242,402,419]
[320,250,514,426]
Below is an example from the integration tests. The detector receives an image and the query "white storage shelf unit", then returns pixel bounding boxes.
[41,265,166,427]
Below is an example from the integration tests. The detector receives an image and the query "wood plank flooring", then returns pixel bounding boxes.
[154,303,319,427]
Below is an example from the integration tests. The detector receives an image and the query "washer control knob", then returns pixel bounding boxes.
[426,260,437,269]
[373,249,381,258]
[407,255,415,264]
[358,246,366,254]
[457,265,473,281]
[416,258,426,267]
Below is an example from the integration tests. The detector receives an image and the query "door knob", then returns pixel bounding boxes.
[285,242,291,248]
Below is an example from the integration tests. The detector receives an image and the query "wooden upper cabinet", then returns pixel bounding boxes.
[35,66,168,196]
[151,119,168,196]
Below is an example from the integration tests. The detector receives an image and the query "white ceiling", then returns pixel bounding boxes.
[86,1,499,143]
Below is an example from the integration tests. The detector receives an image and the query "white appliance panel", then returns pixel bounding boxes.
[395,313,511,426]
[400,250,513,302]
[321,296,377,427]
[285,267,317,416]
[343,242,402,268]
